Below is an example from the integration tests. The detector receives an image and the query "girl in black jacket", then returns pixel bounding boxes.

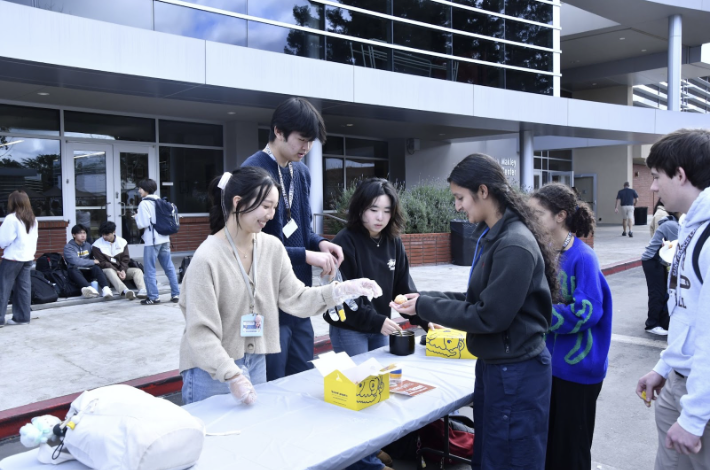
[392,154,559,470]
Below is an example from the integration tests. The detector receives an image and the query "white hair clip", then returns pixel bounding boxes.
[217,172,232,190]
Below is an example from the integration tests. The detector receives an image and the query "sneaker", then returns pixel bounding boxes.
[645,326,668,336]
[81,286,100,298]
[629,231,633,238]
[622,232,627,236]
[171,296,180,303]
[137,289,148,299]
[141,298,161,305]
[376,450,393,467]
[102,286,113,299]
[7,318,29,326]
[125,290,136,301]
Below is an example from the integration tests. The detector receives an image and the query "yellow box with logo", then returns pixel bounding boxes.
[312,352,390,411]
[426,328,477,359]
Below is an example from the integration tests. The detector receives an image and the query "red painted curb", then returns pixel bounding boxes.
[0,260,639,440]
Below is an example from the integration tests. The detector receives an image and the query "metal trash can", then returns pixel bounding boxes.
[450,220,478,266]
[634,207,648,226]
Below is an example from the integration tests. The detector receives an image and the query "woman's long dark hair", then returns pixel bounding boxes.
[346,178,404,239]
[208,167,280,234]
[7,190,35,234]
[447,154,560,301]
[532,183,596,238]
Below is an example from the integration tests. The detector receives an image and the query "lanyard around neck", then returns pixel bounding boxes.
[264,144,294,220]
[469,227,490,280]
[225,228,256,314]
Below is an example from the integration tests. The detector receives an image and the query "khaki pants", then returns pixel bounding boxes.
[103,267,146,293]
[655,371,711,470]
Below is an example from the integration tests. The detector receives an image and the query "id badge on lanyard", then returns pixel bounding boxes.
[226,230,264,337]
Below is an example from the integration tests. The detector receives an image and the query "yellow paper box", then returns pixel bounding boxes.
[426,328,477,359]
[313,352,390,411]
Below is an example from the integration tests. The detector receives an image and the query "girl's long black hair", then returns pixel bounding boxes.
[448,153,560,301]
[208,167,280,234]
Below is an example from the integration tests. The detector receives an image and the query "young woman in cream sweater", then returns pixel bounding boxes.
[179,167,381,405]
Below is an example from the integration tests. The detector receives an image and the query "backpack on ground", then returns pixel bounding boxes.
[128,259,144,272]
[144,197,180,237]
[35,253,66,274]
[382,414,474,464]
[61,384,205,470]
[178,256,192,283]
[45,270,81,298]
[30,270,59,305]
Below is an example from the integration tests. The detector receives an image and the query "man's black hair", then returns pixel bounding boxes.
[623,182,630,187]
[269,97,326,143]
[99,221,116,236]
[138,179,158,194]
[647,128,710,190]
[71,224,87,235]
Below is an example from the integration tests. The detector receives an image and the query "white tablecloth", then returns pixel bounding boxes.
[1,342,475,470]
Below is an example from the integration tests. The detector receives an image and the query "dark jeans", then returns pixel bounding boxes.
[545,376,603,470]
[266,315,315,381]
[472,348,552,470]
[642,258,670,330]
[0,259,32,324]
[67,266,109,289]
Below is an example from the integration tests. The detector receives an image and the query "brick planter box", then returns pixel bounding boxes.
[171,216,211,252]
[580,233,594,249]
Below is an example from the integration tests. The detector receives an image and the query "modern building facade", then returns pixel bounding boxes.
[0,0,708,257]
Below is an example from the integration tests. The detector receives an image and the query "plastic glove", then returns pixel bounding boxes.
[228,374,257,405]
[333,278,383,304]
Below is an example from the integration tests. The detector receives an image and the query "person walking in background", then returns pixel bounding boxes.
[614,182,639,237]
[135,179,180,305]
[528,183,613,470]
[391,154,558,470]
[180,168,380,406]
[64,224,112,299]
[92,221,147,300]
[650,198,670,237]
[0,190,38,326]
[641,212,680,336]
[636,128,709,469]
[241,97,345,381]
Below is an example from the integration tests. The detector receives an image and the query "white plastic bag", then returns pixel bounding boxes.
[62,385,204,470]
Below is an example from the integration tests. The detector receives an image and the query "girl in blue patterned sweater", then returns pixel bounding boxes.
[528,183,613,470]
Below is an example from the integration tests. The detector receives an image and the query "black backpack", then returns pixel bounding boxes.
[178,256,192,283]
[30,270,59,304]
[144,198,180,237]
[45,270,81,298]
[36,253,67,273]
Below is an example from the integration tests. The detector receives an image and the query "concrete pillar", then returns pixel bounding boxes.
[667,14,682,112]
[306,139,324,235]
[519,130,534,191]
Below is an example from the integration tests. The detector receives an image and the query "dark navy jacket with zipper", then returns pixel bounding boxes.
[415,208,552,364]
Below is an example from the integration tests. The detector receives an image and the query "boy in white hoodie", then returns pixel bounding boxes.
[636,128,709,469]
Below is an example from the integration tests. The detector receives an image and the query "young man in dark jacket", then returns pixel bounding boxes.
[63,224,112,299]
[241,97,345,381]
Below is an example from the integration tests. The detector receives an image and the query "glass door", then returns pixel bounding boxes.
[67,143,114,243]
[549,171,573,187]
[113,145,156,256]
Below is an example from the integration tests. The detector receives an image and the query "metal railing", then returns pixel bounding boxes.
[313,213,346,234]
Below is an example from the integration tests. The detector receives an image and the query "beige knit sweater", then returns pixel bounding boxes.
[179,232,337,382]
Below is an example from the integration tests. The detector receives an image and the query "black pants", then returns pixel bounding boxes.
[472,349,552,469]
[67,266,109,289]
[642,258,670,330]
[545,376,603,470]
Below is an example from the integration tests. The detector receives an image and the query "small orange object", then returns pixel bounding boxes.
[394,295,407,305]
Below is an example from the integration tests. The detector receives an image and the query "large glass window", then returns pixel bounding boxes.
[505,0,553,25]
[159,120,223,147]
[154,1,247,46]
[5,0,154,29]
[159,147,223,213]
[248,0,322,28]
[0,137,61,218]
[345,158,388,185]
[249,21,323,59]
[64,111,155,142]
[323,157,344,210]
[0,104,60,136]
